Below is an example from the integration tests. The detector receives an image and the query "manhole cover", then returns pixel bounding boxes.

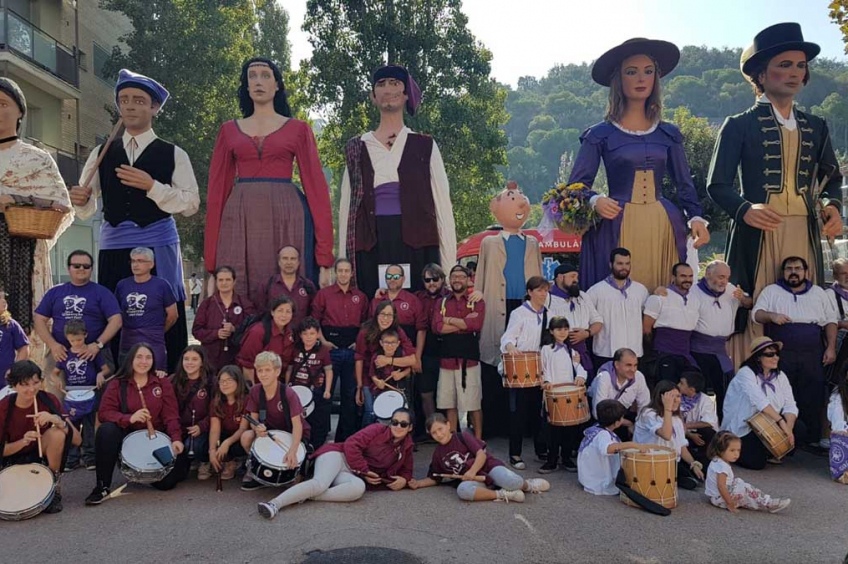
[303,547,425,564]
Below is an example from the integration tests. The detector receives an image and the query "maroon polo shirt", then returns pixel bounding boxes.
[192,292,256,370]
[265,274,316,329]
[314,423,414,488]
[99,376,182,442]
[312,284,369,328]
[213,399,245,436]
[171,376,212,434]
[432,293,485,370]
[0,392,63,456]
[236,322,294,370]
[245,383,311,440]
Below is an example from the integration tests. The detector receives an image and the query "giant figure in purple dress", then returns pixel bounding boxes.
[568,38,709,293]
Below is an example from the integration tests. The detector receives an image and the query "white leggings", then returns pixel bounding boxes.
[456,465,524,501]
[267,451,366,509]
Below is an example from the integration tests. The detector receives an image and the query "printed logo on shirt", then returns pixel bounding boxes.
[233,306,243,315]
[153,386,162,398]
[277,401,284,412]
[126,293,148,317]
[65,358,89,379]
[352,295,361,304]
[399,302,410,311]
[444,450,471,475]
[298,288,308,297]
[62,295,87,320]
[197,388,208,400]
[233,415,242,425]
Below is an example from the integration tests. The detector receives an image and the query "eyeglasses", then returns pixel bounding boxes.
[70,263,92,270]
[390,419,410,428]
[377,312,394,318]
[423,277,441,283]
[760,351,780,358]
[385,274,403,281]
[380,341,399,347]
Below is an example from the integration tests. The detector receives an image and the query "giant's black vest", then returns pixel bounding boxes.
[98,138,175,227]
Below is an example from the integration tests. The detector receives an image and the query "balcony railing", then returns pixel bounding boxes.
[0,8,78,88]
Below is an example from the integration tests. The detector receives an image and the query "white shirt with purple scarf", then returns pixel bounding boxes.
[644,285,700,359]
[752,281,837,350]
[587,277,648,358]
[634,408,688,460]
[720,366,798,438]
[577,425,621,496]
[590,363,650,419]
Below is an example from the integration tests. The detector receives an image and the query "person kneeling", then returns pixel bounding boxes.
[577,399,652,496]
[240,351,310,491]
[408,413,550,502]
[86,344,184,505]
[1,360,81,514]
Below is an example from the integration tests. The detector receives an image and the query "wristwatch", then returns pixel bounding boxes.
[95,341,104,350]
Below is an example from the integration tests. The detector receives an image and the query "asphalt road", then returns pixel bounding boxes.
[2,435,847,564]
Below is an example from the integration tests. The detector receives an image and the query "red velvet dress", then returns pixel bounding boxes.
[204,119,334,306]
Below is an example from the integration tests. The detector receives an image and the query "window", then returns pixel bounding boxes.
[93,42,113,85]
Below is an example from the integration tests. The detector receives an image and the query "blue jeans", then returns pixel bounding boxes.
[330,347,357,442]
[66,410,96,466]
[361,387,377,426]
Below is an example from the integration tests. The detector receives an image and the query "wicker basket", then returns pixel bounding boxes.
[3,205,67,240]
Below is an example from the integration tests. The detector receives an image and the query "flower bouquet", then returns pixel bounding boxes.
[540,182,598,236]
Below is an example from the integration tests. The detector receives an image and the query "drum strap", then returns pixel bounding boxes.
[258,386,290,431]
[538,309,548,349]
[615,468,671,516]
[120,380,129,414]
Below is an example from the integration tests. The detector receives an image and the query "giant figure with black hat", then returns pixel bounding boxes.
[339,64,456,299]
[707,23,843,369]
[567,38,709,294]
[69,70,200,373]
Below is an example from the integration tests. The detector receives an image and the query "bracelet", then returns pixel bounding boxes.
[690,461,703,470]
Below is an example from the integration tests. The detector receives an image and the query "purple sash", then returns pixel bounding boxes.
[766,323,822,351]
[578,424,619,454]
[600,361,633,400]
[690,331,733,374]
[572,339,593,372]
[653,327,695,363]
[829,433,848,480]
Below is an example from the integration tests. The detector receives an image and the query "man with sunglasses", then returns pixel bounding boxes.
[752,255,837,450]
[34,250,122,370]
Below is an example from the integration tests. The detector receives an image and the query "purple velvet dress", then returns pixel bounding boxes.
[568,121,702,291]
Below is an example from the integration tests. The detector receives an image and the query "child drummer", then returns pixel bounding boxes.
[239,351,310,491]
[362,329,411,426]
[539,316,587,474]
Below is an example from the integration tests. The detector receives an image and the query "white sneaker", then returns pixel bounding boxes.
[523,478,551,493]
[197,462,212,481]
[495,489,525,503]
[767,498,791,513]
[258,501,278,519]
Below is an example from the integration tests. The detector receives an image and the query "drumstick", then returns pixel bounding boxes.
[433,473,486,482]
[136,383,156,439]
[242,413,290,451]
[380,380,401,393]
[33,395,43,459]
[81,119,123,189]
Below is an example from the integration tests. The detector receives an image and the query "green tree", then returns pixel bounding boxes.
[302,0,508,239]
[99,0,290,263]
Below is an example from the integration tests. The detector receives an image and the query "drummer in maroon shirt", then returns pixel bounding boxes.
[0,360,81,514]
[86,343,184,505]
[239,350,310,491]
[372,264,427,369]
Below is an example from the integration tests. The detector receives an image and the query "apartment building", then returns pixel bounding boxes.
[0,0,129,282]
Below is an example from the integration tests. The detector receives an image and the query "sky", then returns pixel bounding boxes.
[281,0,848,86]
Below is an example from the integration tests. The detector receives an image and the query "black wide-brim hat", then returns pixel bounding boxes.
[591,38,680,87]
[740,22,820,78]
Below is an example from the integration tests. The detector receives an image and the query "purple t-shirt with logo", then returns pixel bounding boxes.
[115,276,177,370]
[56,350,105,386]
[0,319,29,381]
[35,282,121,347]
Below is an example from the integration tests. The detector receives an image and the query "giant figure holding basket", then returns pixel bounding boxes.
[0,78,74,340]
[69,70,200,373]
[555,38,709,293]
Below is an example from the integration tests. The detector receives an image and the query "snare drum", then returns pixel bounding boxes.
[64,388,97,422]
[373,390,407,423]
[544,385,589,426]
[619,447,678,509]
[291,385,315,418]
[501,352,541,388]
[248,430,307,487]
[747,411,792,460]
[0,463,56,521]
[119,430,176,484]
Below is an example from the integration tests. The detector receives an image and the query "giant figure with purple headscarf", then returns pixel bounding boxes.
[567,38,709,293]
[70,69,199,373]
[338,64,456,299]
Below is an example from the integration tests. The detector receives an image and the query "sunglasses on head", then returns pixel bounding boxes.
[390,419,410,428]
[423,277,441,283]
[385,274,403,281]
[70,263,92,270]
[760,351,780,358]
